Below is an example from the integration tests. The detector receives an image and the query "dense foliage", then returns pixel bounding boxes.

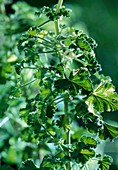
[0,0,118,169]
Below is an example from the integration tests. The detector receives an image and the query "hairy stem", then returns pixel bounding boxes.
[55,1,71,169]
[55,0,64,35]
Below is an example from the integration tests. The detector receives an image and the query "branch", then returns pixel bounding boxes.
[55,0,64,35]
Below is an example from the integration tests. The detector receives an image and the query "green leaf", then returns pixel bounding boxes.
[40,86,51,99]
[0,64,13,83]
[76,38,91,51]
[35,68,47,85]
[27,113,41,134]
[80,148,95,156]
[20,159,39,170]
[54,79,71,91]
[28,27,37,36]
[85,54,101,73]
[75,100,88,117]
[81,136,97,148]
[98,155,113,170]
[46,105,55,118]
[80,148,95,160]
[86,82,118,113]
[55,64,64,75]
[70,69,92,91]
[99,122,118,141]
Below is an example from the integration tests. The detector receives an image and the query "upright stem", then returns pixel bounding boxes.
[55,0,64,35]
[64,99,71,170]
[55,1,71,169]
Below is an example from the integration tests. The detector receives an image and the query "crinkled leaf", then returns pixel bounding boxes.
[76,38,91,52]
[28,27,37,36]
[70,69,92,91]
[46,105,55,118]
[81,136,97,147]
[27,113,41,134]
[20,159,39,170]
[86,82,118,113]
[80,148,95,159]
[85,54,101,73]
[99,122,118,141]
[40,86,51,99]
[98,155,113,170]
[75,100,88,117]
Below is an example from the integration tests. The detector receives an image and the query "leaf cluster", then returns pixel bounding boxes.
[1,1,118,170]
[35,5,72,21]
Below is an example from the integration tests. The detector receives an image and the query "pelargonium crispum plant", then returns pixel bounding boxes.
[14,0,118,169]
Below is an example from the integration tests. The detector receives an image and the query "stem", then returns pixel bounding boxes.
[23,66,37,69]
[21,79,37,88]
[38,19,51,28]
[55,0,64,35]
[56,99,64,105]
[51,96,64,102]
[55,1,71,169]
[64,98,71,170]
[37,36,54,45]
[55,20,60,35]
[39,123,54,139]
[38,50,56,54]
[39,42,53,48]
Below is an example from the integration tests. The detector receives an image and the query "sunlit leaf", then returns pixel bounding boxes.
[28,27,37,36]
[7,54,17,63]
[80,148,95,156]
[76,38,91,51]
[86,82,118,113]
[80,148,95,160]
[99,122,118,141]
[81,136,97,147]
[37,30,48,42]
[40,86,51,99]
[70,69,93,91]
[98,155,113,170]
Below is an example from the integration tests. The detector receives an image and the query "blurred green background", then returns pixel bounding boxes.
[0,0,118,169]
